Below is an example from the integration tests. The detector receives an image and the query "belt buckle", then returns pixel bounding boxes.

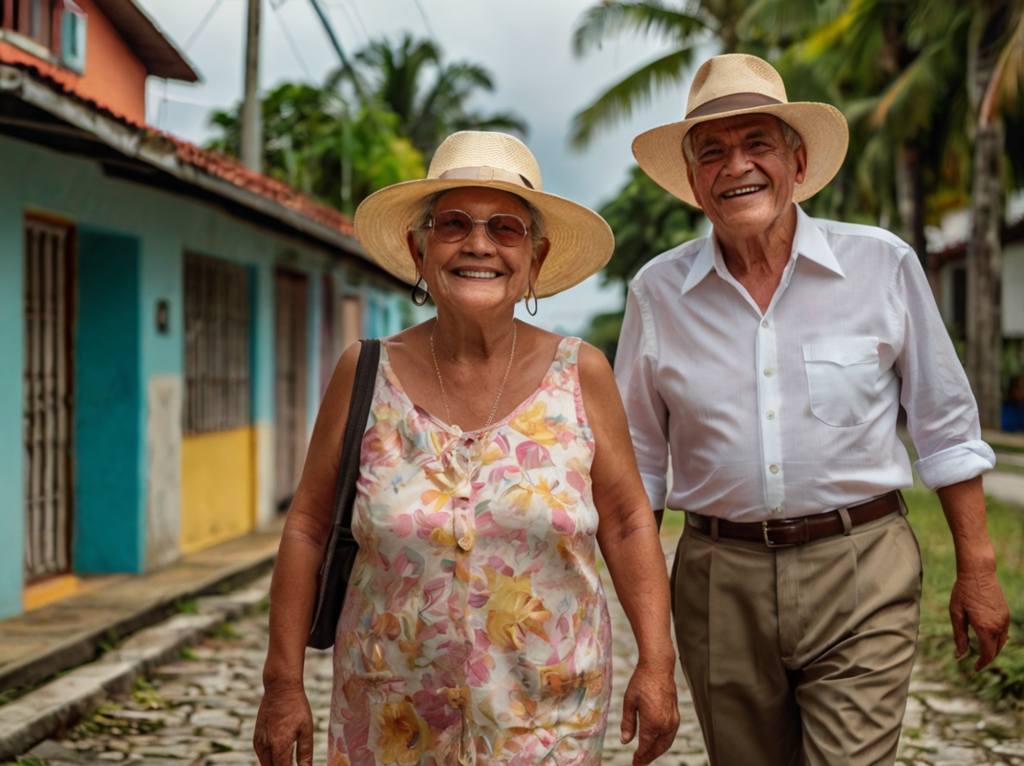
[762,521,797,548]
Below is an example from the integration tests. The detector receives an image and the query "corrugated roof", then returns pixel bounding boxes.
[90,0,199,82]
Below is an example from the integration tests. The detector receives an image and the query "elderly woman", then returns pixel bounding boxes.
[254,132,678,766]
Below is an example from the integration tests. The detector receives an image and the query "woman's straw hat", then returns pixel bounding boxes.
[632,54,849,208]
[353,131,614,298]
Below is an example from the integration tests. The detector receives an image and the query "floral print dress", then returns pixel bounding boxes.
[328,336,612,766]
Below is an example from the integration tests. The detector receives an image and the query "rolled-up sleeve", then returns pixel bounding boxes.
[615,279,670,509]
[895,251,995,490]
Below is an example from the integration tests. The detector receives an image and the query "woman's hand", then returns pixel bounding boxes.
[253,680,315,766]
[620,658,680,766]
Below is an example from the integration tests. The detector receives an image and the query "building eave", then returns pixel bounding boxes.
[0,62,388,274]
[90,0,199,82]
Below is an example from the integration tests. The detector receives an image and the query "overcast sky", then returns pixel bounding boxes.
[137,0,709,333]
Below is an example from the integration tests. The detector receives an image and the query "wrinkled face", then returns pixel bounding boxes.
[685,113,806,241]
[407,187,549,314]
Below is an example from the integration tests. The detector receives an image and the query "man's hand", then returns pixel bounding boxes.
[253,681,315,766]
[620,659,680,766]
[937,476,1011,671]
[950,568,1010,670]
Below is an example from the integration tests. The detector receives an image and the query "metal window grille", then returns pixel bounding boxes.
[184,253,252,435]
[23,218,74,581]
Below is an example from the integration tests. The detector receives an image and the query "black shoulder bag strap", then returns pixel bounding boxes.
[307,338,381,649]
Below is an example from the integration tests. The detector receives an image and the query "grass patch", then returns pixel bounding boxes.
[993,461,1024,477]
[659,510,687,538]
[897,487,1024,703]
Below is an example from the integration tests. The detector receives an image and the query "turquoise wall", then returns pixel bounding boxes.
[75,229,142,573]
[0,195,24,617]
[0,133,408,618]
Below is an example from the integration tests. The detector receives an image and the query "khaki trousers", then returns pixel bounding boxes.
[671,510,922,766]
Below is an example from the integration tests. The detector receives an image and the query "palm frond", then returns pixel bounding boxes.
[871,44,947,137]
[452,113,528,136]
[572,1,709,56]
[737,0,830,46]
[569,47,696,149]
[981,5,1024,124]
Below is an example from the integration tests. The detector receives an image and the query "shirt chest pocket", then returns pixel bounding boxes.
[802,337,881,427]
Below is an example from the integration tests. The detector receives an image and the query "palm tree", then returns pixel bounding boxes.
[569,0,763,149]
[330,34,527,159]
[965,0,1024,427]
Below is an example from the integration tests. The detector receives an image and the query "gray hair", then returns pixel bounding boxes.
[410,189,547,259]
[681,115,803,167]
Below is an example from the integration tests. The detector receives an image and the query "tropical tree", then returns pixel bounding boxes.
[330,34,527,159]
[585,165,704,362]
[598,165,704,297]
[207,83,424,215]
[964,0,1024,427]
[570,0,763,149]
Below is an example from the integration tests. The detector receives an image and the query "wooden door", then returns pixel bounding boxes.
[274,270,309,509]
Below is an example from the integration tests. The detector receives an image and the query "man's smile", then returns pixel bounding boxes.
[721,185,766,198]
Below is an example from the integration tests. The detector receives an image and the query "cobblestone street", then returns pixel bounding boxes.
[12,546,1024,766]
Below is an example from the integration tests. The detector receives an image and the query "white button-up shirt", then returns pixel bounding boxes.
[615,205,995,521]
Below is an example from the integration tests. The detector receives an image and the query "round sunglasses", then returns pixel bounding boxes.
[422,209,530,248]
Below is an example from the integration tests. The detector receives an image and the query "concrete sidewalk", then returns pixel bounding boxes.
[0,522,284,760]
[0,520,283,695]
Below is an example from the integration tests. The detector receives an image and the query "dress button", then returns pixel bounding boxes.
[762,319,769,328]
[766,410,775,420]
[764,367,774,378]
[457,533,474,552]
[774,506,784,515]
[769,464,779,474]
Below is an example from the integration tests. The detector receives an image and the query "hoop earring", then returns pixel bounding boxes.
[524,285,538,316]
[411,277,429,306]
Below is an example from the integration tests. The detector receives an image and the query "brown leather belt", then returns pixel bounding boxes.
[685,491,903,548]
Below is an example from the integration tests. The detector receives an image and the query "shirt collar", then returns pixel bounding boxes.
[679,204,845,298]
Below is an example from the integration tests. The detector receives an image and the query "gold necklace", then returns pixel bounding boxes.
[430,320,517,429]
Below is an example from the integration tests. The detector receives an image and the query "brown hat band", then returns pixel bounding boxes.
[686,92,783,119]
[438,166,536,190]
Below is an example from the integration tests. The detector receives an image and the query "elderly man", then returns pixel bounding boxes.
[615,53,1011,765]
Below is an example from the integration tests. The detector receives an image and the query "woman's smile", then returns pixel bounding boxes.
[454,269,502,279]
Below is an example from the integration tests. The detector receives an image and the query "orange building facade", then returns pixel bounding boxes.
[0,0,196,123]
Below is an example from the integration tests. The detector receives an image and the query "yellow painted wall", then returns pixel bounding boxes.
[180,427,256,555]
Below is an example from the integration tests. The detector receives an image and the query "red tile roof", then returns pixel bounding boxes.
[1,57,355,238]
[170,138,355,236]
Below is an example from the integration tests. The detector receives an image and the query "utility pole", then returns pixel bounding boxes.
[240,0,262,173]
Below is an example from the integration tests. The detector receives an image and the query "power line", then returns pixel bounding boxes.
[324,1,362,47]
[183,0,226,52]
[411,0,437,42]
[307,0,355,74]
[271,0,316,81]
[339,0,369,42]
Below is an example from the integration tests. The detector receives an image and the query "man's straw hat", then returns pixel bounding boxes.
[632,54,849,208]
[354,131,614,298]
